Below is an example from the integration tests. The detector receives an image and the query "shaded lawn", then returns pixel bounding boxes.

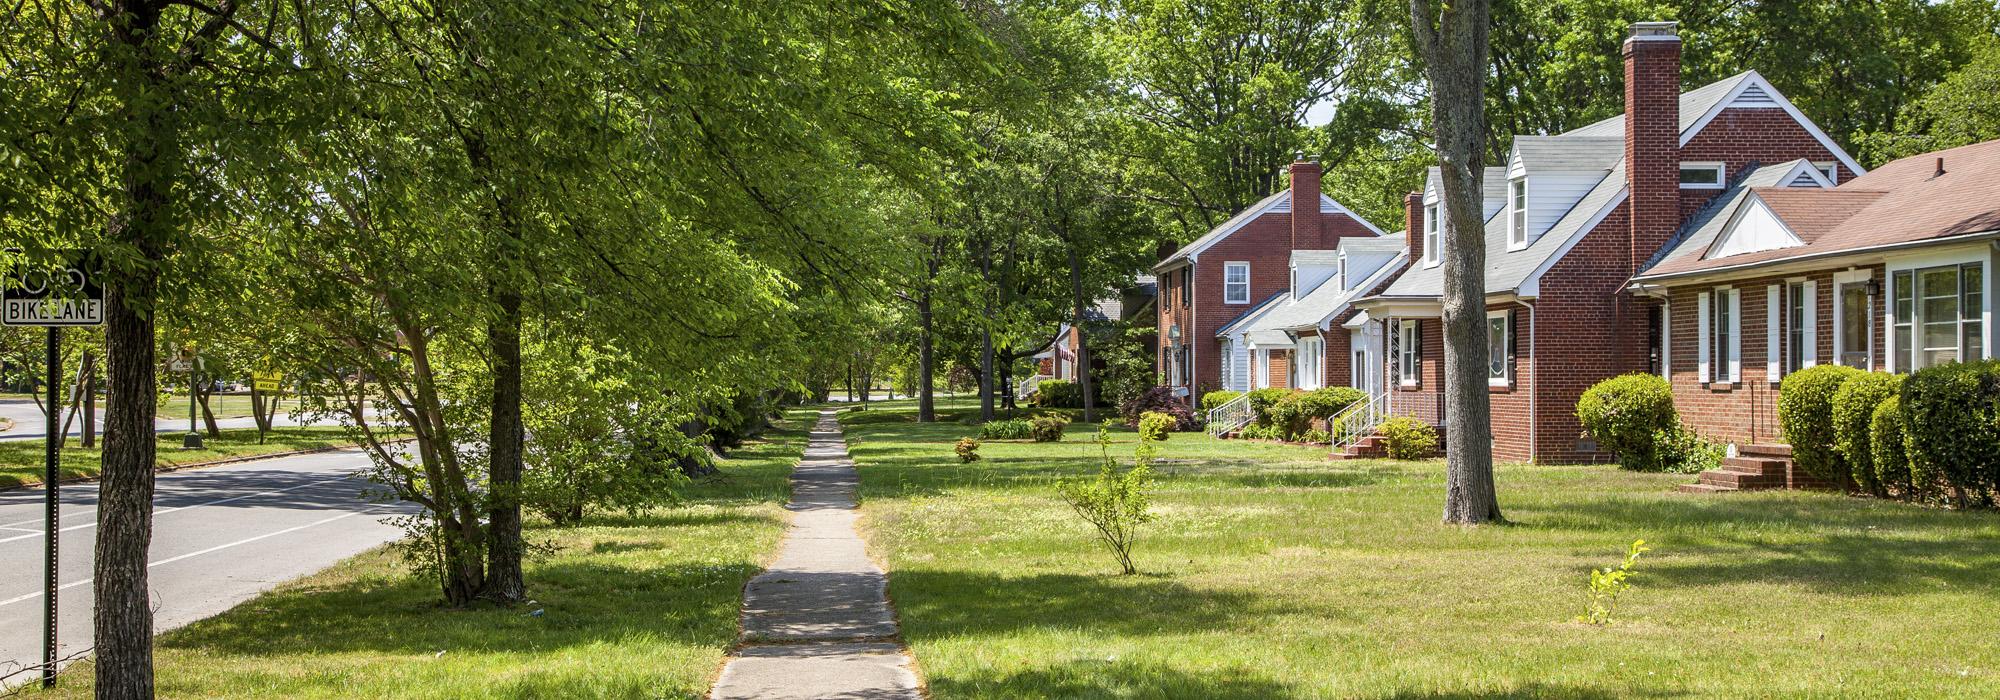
[156,393,301,421]
[27,411,807,699]
[844,398,2000,699]
[0,427,372,489]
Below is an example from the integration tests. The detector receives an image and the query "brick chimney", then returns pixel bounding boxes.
[1403,191,1424,262]
[1289,157,1325,249]
[1624,21,1681,274]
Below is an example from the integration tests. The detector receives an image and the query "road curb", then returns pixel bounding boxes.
[0,439,408,493]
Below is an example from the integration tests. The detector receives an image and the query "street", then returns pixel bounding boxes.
[0,448,412,685]
[0,397,340,441]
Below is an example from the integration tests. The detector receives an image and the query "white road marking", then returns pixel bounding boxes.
[0,506,383,608]
[0,476,357,544]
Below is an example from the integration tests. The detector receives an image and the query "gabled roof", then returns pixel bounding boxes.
[1155,190,1386,271]
[1635,139,2000,282]
[1512,136,1624,172]
[1215,291,1290,336]
[1380,162,1627,299]
[1566,70,1865,176]
[1291,250,1341,267]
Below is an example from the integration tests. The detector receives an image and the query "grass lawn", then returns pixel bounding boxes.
[27,410,807,699]
[0,427,372,489]
[844,398,2000,699]
[156,393,301,420]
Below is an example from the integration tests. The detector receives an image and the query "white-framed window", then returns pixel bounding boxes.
[1396,319,1422,387]
[1423,203,1441,267]
[1659,300,1672,381]
[1224,262,1250,304]
[1218,338,1233,391]
[1834,270,1873,369]
[1892,262,1984,371]
[1679,162,1726,189]
[1698,287,1742,384]
[1814,161,1839,185]
[1294,335,1324,390]
[1783,279,1816,374]
[1508,178,1527,248]
[1336,252,1348,290]
[1487,310,1511,387]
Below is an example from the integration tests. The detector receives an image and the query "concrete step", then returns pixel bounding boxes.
[1720,456,1788,475]
[1678,483,1732,494]
[1698,469,1786,489]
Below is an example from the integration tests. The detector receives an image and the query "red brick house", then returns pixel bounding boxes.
[1628,138,2000,451]
[1152,160,1391,402]
[1350,21,1866,463]
[1032,275,1158,386]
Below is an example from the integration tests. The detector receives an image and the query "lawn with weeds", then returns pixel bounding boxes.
[24,412,806,699]
[844,398,2000,699]
[156,394,302,421]
[1,427,375,489]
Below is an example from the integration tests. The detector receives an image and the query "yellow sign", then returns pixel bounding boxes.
[252,371,284,393]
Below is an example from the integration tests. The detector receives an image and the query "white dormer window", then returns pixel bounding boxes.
[1224,262,1250,304]
[1337,252,1348,290]
[1290,267,1298,297]
[1508,178,1527,248]
[1423,203,1440,267]
[1680,162,1725,189]
[1814,161,1839,185]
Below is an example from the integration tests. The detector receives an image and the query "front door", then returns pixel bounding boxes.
[1838,282,1872,369]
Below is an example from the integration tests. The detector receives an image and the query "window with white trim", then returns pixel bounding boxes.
[1893,262,1983,371]
[1699,287,1742,383]
[1508,178,1527,247]
[1814,161,1839,185]
[1336,252,1348,290]
[1423,203,1440,267]
[1294,336,1324,390]
[1397,319,1422,387]
[1784,280,1815,373]
[1835,279,1871,369]
[1487,310,1511,386]
[1679,162,1725,189]
[1218,338,1233,391]
[1224,262,1250,304]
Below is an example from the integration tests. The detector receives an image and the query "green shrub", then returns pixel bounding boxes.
[1654,425,1724,474]
[1057,426,1157,575]
[1832,372,1902,494]
[1379,417,1438,460]
[1299,428,1331,444]
[1029,413,1071,443]
[1246,388,1294,428]
[1778,364,1864,484]
[954,437,981,463]
[1033,379,1081,408]
[1237,423,1281,441]
[1901,360,2000,507]
[979,419,1033,440]
[1138,411,1175,442]
[1575,373,1679,472]
[1869,396,1911,498]
[1120,387,1202,431]
[1201,390,1243,411]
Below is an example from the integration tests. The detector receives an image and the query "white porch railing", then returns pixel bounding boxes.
[1206,392,1253,437]
[1018,374,1049,400]
[1328,390,1389,451]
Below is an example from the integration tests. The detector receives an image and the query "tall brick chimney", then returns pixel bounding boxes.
[1403,191,1424,262]
[1289,157,1325,249]
[1624,21,1681,273]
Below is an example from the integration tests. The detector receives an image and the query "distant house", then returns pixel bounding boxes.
[1351,21,1868,462]
[1629,138,2000,449]
[1032,275,1158,385]
[1152,160,1392,402]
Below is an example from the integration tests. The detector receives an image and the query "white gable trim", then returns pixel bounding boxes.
[1181,191,1386,264]
[1679,71,1866,177]
[1776,160,1834,189]
[1518,187,1630,298]
[1705,194,1806,260]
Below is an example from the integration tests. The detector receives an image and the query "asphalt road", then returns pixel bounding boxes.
[0,448,412,685]
[0,397,333,441]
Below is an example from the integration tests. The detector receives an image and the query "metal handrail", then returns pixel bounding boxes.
[1205,393,1253,437]
[1018,374,1048,400]
[1328,390,1389,451]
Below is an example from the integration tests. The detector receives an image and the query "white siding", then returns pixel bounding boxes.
[1522,172,1603,246]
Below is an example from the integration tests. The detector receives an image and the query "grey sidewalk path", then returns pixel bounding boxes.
[710,409,921,700]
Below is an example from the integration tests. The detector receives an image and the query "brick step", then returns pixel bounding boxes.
[1720,456,1788,476]
[1740,443,1793,459]
[1698,469,1787,489]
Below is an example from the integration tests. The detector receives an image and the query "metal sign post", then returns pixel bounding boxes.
[4,256,104,689]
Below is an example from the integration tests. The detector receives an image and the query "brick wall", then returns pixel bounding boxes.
[1530,202,1638,463]
[1268,350,1292,390]
[1625,32,1681,275]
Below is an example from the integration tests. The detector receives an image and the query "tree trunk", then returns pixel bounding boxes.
[980,328,996,422]
[195,379,221,438]
[1067,247,1095,423]
[917,289,936,422]
[1413,0,1501,525]
[480,283,526,604]
[82,368,97,449]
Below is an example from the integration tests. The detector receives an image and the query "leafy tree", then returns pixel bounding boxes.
[1862,37,2000,162]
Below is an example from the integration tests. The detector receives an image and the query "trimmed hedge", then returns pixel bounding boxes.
[1032,379,1081,408]
[1029,413,1071,442]
[1201,390,1243,411]
[1379,417,1438,460]
[1246,388,1294,428]
[1778,365,1864,484]
[979,419,1034,440]
[1138,411,1175,441]
[1575,373,1680,472]
[1901,359,2000,507]
[1832,372,1902,495]
[1270,387,1366,441]
[1869,396,1911,498]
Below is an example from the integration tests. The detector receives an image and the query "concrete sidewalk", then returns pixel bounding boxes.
[710,409,921,699]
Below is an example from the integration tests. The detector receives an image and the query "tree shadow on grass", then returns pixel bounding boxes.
[1520,495,2000,595]
[927,659,1296,699]
[889,568,1295,641]
[1381,684,1690,699]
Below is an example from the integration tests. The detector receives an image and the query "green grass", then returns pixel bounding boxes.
[845,398,2000,699]
[156,393,300,420]
[0,427,371,489]
[28,411,808,699]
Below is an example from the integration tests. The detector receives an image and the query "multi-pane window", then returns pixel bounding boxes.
[1702,288,1741,384]
[1424,203,1440,266]
[1895,263,1984,371]
[1397,320,1422,387]
[1679,163,1725,189]
[1838,283,1870,369]
[1487,311,1510,386]
[1786,281,1807,372]
[1509,179,1527,247]
[1224,262,1250,304]
[1295,337,1323,390]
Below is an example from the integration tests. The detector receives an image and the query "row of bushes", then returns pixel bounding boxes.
[1205,386,1366,443]
[978,414,1071,443]
[1781,362,2000,507]
[1575,374,1724,474]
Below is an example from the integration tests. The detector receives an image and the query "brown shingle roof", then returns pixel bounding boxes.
[1635,139,2000,281]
